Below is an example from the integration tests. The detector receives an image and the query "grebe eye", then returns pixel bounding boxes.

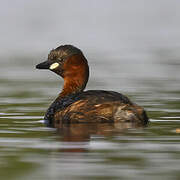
[57,57,63,62]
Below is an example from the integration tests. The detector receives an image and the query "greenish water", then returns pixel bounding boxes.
[0,51,180,180]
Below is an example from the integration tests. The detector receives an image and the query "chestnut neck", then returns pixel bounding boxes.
[59,54,89,98]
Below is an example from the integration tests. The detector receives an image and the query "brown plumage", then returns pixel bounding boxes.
[36,45,149,127]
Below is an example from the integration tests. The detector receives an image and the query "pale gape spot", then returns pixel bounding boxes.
[50,63,59,70]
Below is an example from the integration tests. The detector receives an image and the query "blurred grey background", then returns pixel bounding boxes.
[1,0,180,55]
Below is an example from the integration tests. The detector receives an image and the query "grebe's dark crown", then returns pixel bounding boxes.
[48,45,83,61]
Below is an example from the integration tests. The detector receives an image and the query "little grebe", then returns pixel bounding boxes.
[36,45,148,127]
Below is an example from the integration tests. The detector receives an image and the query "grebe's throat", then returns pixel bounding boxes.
[59,54,89,97]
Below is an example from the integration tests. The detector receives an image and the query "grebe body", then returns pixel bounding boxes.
[36,45,148,127]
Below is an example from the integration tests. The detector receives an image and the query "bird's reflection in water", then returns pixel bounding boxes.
[56,122,145,153]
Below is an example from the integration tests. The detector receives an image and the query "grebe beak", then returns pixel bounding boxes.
[36,60,60,70]
[36,59,60,70]
[36,60,52,69]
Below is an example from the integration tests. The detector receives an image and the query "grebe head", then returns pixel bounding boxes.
[36,45,89,96]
